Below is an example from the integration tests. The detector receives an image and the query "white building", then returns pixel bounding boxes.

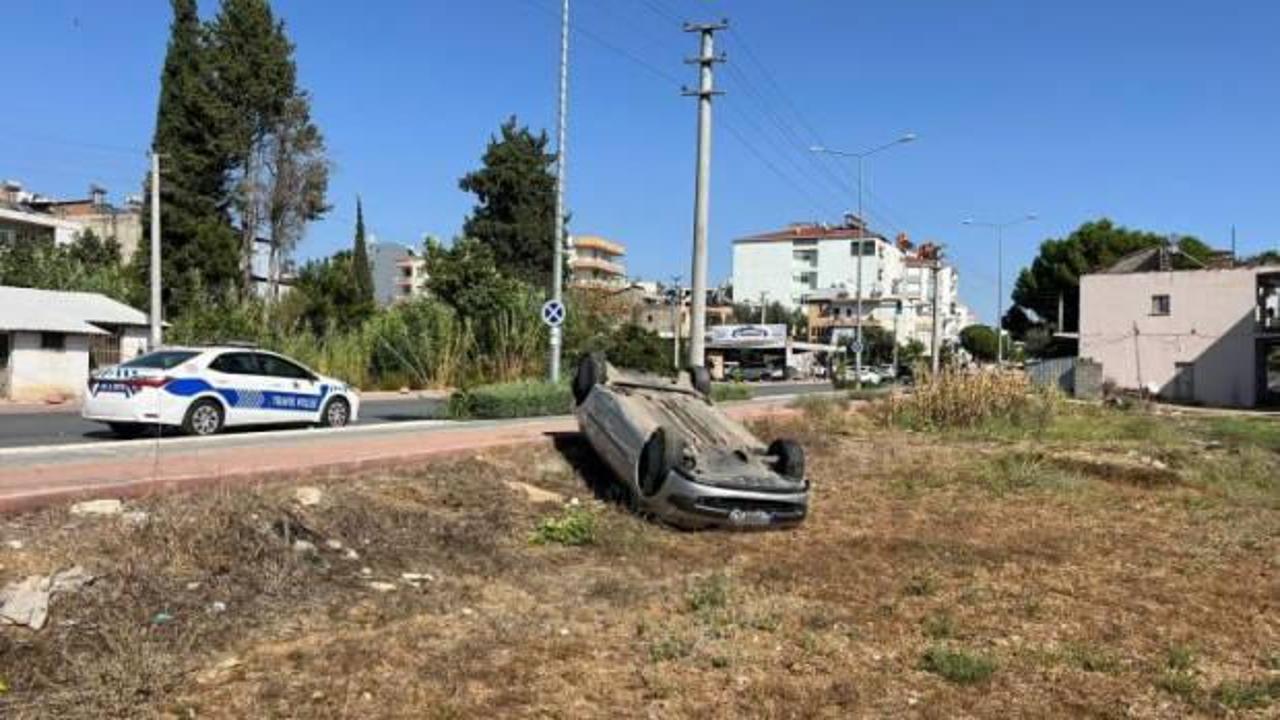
[0,286,151,402]
[733,221,971,348]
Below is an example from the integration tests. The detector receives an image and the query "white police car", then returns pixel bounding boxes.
[83,346,360,437]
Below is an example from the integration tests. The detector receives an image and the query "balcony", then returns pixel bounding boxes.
[572,235,625,256]
[569,256,626,277]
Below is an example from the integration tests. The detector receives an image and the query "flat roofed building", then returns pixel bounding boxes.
[569,235,627,288]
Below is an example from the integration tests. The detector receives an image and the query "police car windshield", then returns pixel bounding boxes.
[122,350,200,370]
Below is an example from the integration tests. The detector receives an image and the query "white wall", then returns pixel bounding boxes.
[733,241,793,308]
[8,331,91,402]
[1080,268,1263,407]
[121,326,150,361]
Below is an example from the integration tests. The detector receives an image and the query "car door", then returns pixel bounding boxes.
[206,351,277,426]
[254,352,325,423]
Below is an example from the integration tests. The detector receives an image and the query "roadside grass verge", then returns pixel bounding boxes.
[710,382,753,402]
[446,380,572,419]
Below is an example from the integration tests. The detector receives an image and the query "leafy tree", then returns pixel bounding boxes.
[290,250,374,333]
[138,0,241,313]
[959,324,1008,363]
[68,229,122,267]
[424,236,529,321]
[209,0,301,290]
[856,325,895,365]
[899,338,926,366]
[1242,250,1280,266]
[262,93,330,300]
[0,233,138,303]
[351,198,374,306]
[459,116,558,291]
[594,324,669,374]
[1010,218,1212,335]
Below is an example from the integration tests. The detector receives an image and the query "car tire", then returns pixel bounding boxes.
[320,397,351,428]
[182,399,224,437]
[768,439,805,480]
[108,422,145,438]
[687,365,712,398]
[638,428,680,497]
[572,353,608,405]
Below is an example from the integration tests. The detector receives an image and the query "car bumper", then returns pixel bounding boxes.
[645,471,808,530]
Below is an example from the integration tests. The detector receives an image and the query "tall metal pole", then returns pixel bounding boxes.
[930,258,942,375]
[996,225,1004,366]
[149,151,162,349]
[549,0,570,382]
[683,20,726,368]
[855,155,865,388]
[671,276,682,370]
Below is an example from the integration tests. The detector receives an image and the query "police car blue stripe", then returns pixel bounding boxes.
[164,379,331,412]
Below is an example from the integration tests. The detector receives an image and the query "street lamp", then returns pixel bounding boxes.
[962,213,1037,365]
[810,133,916,387]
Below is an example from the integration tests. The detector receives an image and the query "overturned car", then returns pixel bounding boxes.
[572,355,808,530]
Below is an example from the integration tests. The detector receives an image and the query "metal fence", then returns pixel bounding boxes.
[1026,356,1077,395]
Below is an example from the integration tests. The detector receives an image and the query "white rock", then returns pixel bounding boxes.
[325,539,344,551]
[293,540,317,553]
[122,511,150,526]
[185,581,202,591]
[359,567,373,576]
[5,540,23,550]
[209,601,228,614]
[461,607,474,616]
[367,581,397,593]
[400,572,434,584]
[0,565,94,630]
[70,499,123,517]
[293,486,324,507]
[343,549,360,561]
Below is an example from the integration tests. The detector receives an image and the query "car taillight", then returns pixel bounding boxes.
[127,376,172,389]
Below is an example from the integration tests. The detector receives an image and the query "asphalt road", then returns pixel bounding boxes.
[0,381,825,449]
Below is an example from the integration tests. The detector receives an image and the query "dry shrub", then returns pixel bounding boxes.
[876,369,1060,432]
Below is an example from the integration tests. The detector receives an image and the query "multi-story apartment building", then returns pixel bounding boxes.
[733,220,972,349]
[1,181,143,260]
[569,235,627,288]
[371,241,428,305]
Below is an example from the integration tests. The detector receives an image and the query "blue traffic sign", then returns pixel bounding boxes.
[541,299,566,327]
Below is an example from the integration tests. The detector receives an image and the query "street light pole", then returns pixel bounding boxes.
[549,0,570,383]
[810,133,916,387]
[962,214,1037,366]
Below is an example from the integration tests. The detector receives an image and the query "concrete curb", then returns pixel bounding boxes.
[0,396,805,515]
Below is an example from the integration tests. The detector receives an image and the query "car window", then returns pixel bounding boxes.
[209,352,261,375]
[256,353,313,380]
[122,350,200,370]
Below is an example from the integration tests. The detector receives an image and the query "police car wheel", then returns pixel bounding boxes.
[320,398,350,428]
[183,400,224,437]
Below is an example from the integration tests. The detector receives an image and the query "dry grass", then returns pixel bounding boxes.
[0,402,1277,718]
[876,368,1061,433]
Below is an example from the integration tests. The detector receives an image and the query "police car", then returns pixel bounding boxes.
[82,345,360,437]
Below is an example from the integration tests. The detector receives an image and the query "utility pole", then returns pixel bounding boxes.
[1057,292,1065,332]
[671,276,682,370]
[930,258,942,375]
[548,0,570,383]
[759,291,767,324]
[149,151,162,349]
[892,299,902,370]
[682,19,726,368]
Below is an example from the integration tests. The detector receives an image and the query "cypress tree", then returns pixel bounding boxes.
[138,0,241,313]
[352,197,374,305]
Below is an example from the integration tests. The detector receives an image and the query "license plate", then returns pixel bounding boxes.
[728,509,774,526]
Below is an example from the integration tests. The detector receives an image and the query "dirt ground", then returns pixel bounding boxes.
[0,401,1277,718]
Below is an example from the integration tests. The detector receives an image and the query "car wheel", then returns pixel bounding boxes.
[573,353,608,405]
[687,365,712,397]
[108,422,145,438]
[320,397,351,428]
[182,399,224,437]
[638,428,680,497]
[768,439,805,480]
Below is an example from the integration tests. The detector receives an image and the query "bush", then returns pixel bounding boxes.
[531,505,597,546]
[920,645,996,684]
[877,369,1059,432]
[447,380,572,419]
[711,382,752,402]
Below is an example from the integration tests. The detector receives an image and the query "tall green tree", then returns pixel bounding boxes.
[459,116,558,291]
[1010,218,1213,334]
[138,0,241,314]
[351,198,374,305]
[263,93,330,300]
[209,0,302,293]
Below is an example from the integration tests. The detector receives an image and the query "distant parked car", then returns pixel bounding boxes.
[573,355,808,529]
[83,346,360,437]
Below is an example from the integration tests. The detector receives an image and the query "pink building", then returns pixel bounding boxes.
[1079,265,1280,408]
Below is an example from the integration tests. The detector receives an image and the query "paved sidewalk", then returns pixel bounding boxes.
[0,398,801,514]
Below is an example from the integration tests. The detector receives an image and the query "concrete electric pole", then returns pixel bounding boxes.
[683,20,726,368]
[149,151,162,349]
[548,0,570,382]
[930,258,942,375]
[671,276,682,370]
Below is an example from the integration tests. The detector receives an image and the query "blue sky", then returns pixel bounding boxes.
[3,0,1278,324]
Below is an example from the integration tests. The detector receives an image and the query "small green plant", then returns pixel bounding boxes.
[686,573,731,614]
[1165,643,1197,672]
[531,505,597,546]
[1211,678,1280,710]
[648,634,693,662]
[904,572,938,597]
[920,645,996,685]
[1156,671,1199,701]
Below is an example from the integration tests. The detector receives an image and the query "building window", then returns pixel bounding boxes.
[1151,294,1171,316]
[41,332,66,350]
[851,240,875,257]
